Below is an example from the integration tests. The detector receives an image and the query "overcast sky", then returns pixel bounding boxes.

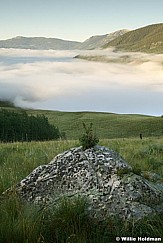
[0,0,163,41]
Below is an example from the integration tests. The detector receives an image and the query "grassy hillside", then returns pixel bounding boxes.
[26,110,163,139]
[0,107,163,139]
[1,106,162,139]
[103,23,163,53]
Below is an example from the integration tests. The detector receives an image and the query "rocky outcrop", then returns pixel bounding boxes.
[6,146,163,221]
[77,29,129,50]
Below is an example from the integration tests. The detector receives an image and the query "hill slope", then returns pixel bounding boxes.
[1,106,162,139]
[104,23,163,53]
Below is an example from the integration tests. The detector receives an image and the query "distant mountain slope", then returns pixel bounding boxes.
[103,23,163,53]
[0,24,162,52]
[0,36,81,50]
[78,29,129,49]
[0,30,128,50]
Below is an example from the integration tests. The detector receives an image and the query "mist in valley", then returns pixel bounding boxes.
[0,48,163,116]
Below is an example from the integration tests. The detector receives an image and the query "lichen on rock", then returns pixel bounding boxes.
[4,145,163,221]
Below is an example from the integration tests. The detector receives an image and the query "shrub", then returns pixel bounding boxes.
[79,122,99,150]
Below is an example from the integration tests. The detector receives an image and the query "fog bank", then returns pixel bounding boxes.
[0,48,163,115]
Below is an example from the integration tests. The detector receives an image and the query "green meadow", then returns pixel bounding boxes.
[13,109,163,140]
[0,105,163,242]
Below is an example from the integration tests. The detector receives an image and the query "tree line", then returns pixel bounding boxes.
[0,109,60,142]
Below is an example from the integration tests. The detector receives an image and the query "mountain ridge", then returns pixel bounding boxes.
[0,36,81,50]
[0,23,163,53]
[0,29,129,50]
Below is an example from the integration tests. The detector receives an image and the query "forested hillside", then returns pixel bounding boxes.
[0,100,14,107]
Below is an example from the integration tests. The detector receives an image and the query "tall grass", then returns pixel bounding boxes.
[0,193,43,243]
[101,137,163,178]
[0,138,163,242]
[0,140,77,193]
[1,193,163,243]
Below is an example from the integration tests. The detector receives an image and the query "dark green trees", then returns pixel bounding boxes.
[0,110,60,142]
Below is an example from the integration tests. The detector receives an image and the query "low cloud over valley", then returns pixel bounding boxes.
[0,48,163,115]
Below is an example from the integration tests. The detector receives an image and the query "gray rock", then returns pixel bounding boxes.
[4,145,163,221]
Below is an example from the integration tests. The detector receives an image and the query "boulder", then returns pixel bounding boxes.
[6,145,163,220]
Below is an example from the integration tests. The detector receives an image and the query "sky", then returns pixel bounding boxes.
[0,0,163,41]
